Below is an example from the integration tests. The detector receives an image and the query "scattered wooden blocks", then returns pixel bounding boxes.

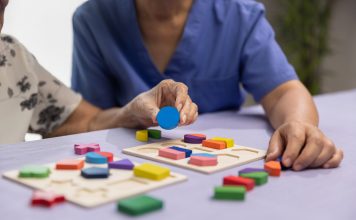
[159,148,185,160]
[31,190,65,207]
[156,106,180,130]
[169,146,192,158]
[223,176,255,191]
[189,156,218,166]
[134,163,170,181]
[74,143,100,155]
[238,168,266,175]
[19,165,50,178]
[136,130,148,142]
[148,129,161,139]
[214,186,246,200]
[202,139,226,150]
[183,134,206,144]
[109,159,135,170]
[118,195,163,216]
[81,167,110,179]
[97,152,114,162]
[56,159,84,170]
[85,152,108,164]
[239,172,268,186]
[212,137,234,148]
[264,161,281,176]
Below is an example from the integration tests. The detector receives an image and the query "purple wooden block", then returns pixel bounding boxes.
[74,143,100,155]
[183,134,206,144]
[108,159,134,170]
[238,168,266,175]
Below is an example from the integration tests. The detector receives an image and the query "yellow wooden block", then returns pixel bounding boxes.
[133,163,170,181]
[212,137,234,148]
[136,130,148,142]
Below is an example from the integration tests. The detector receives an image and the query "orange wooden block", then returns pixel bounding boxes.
[264,161,281,176]
[202,139,226,150]
[98,152,114,162]
[56,159,84,170]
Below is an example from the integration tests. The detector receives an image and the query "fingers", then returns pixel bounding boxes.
[266,130,284,161]
[179,98,198,125]
[173,82,189,111]
[323,148,343,169]
[186,103,198,125]
[309,138,336,168]
[282,128,306,168]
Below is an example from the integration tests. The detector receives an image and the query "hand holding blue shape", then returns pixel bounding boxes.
[156,106,180,130]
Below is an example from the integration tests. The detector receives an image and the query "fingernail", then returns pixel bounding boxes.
[284,158,291,167]
[294,164,302,171]
[177,104,183,111]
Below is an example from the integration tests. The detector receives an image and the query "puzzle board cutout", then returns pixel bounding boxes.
[123,139,267,174]
[2,157,187,208]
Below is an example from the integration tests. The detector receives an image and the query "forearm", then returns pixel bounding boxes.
[261,80,319,129]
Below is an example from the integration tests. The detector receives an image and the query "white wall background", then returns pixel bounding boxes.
[3,0,86,86]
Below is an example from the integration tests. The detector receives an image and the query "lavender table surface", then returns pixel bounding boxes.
[1,90,355,220]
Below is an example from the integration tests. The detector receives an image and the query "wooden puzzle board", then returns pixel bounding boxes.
[123,139,267,174]
[2,157,187,208]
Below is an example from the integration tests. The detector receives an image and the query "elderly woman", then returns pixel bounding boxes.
[0,0,198,144]
[71,0,343,171]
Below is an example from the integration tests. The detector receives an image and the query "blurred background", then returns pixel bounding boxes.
[3,0,356,94]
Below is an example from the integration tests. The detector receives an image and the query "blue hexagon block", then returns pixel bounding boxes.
[156,106,180,130]
[81,167,109,179]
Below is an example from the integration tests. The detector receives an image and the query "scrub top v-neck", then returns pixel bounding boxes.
[71,0,298,113]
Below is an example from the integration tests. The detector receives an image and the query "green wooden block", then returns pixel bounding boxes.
[214,186,246,200]
[148,129,161,139]
[118,195,163,216]
[239,171,268,186]
[19,165,50,178]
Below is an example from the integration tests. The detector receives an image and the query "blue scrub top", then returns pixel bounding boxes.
[71,0,298,113]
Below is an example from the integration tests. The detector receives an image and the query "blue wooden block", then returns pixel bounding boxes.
[156,106,180,130]
[169,146,192,158]
[191,153,217,158]
[85,152,107,164]
[81,167,109,179]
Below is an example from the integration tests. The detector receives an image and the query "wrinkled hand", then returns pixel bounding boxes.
[125,79,198,128]
[266,121,343,171]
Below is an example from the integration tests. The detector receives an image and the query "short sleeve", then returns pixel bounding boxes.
[239,5,298,102]
[24,51,82,134]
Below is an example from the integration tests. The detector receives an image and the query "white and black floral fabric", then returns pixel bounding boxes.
[0,34,82,144]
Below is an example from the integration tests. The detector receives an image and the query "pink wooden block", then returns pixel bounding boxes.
[74,143,100,155]
[158,148,185,160]
[189,156,218,166]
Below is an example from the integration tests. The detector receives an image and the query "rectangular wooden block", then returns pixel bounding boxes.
[214,186,246,200]
[118,195,163,216]
[202,139,226,150]
[148,129,161,139]
[159,148,185,160]
[55,159,84,170]
[223,176,254,191]
[212,137,234,148]
[136,130,148,142]
[189,156,218,166]
[169,146,192,158]
[239,172,268,186]
[134,163,170,181]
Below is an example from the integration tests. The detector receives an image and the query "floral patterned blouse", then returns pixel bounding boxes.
[0,34,82,144]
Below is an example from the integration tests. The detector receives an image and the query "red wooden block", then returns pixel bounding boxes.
[202,139,226,150]
[188,156,218,166]
[98,152,114,162]
[223,176,255,191]
[158,148,185,160]
[31,190,66,207]
[56,159,84,170]
[264,161,281,177]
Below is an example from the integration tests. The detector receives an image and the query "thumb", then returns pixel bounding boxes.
[266,130,284,161]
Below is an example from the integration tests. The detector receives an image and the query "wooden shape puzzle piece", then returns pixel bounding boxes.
[214,186,246,200]
[81,167,110,179]
[97,152,114,162]
[211,137,234,148]
[191,153,217,158]
[134,163,170,181]
[158,148,185,160]
[156,106,180,130]
[74,143,100,155]
[117,195,163,216]
[85,152,107,164]
[183,134,206,144]
[238,168,266,175]
[168,146,192,158]
[264,161,281,176]
[136,130,148,142]
[147,129,161,139]
[31,190,65,207]
[239,172,268,186]
[56,159,84,170]
[109,159,135,170]
[223,176,255,191]
[189,156,218,166]
[202,139,226,150]
[19,165,50,178]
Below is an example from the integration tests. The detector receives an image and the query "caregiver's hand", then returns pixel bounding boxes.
[124,79,198,128]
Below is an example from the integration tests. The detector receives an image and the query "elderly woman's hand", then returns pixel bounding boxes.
[124,79,198,128]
